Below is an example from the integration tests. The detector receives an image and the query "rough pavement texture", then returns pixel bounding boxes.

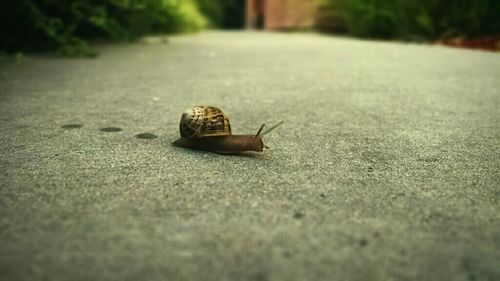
[1,31,499,281]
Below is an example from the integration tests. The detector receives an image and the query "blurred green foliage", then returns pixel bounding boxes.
[0,0,207,56]
[320,0,500,40]
[197,0,244,29]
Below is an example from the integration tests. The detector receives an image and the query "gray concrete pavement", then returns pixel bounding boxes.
[1,31,499,281]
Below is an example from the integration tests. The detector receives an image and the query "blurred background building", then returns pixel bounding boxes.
[245,0,318,30]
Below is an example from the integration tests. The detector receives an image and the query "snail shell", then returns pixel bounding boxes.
[180,106,231,138]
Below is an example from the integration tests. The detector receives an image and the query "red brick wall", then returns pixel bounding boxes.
[246,0,317,30]
[264,0,286,30]
[246,0,265,29]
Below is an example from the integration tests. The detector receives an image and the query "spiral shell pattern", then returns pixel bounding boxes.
[180,106,232,139]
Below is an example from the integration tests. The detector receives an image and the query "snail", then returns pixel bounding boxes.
[172,106,283,154]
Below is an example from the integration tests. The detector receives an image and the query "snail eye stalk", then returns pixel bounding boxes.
[255,124,265,137]
[260,121,284,137]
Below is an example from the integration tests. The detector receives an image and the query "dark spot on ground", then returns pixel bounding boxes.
[359,238,368,247]
[368,166,374,172]
[320,193,326,198]
[99,127,122,132]
[282,250,292,258]
[251,271,269,281]
[136,132,157,139]
[61,124,83,129]
[294,211,305,219]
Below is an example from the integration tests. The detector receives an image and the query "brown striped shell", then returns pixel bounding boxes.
[179,106,232,139]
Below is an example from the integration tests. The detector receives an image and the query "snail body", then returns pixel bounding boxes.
[173,106,282,154]
[173,135,264,154]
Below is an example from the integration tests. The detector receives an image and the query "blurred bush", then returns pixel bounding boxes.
[196,0,244,29]
[0,0,207,56]
[320,0,500,40]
